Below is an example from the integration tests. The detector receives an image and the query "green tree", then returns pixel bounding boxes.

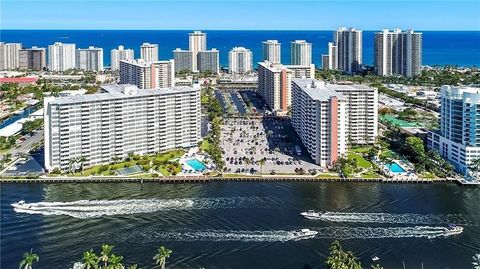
[405,136,426,163]
[19,249,39,269]
[469,157,480,179]
[82,250,99,269]
[326,240,362,269]
[98,244,114,268]
[153,246,172,269]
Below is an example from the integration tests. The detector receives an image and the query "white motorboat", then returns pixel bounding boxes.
[300,210,322,219]
[11,200,31,210]
[290,229,318,240]
[372,256,380,262]
[444,225,463,235]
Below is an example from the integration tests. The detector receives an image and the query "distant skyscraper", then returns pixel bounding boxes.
[110,45,134,71]
[173,48,193,73]
[335,27,362,73]
[119,59,174,89]
[0,42,22,70]
[290,40,312,66]
[19,47,46,70]
[76,46,104,71]
[189,31,207,71]
[228,47,253,74]
[197,49,219,74]
[140,43,159,62]
[262,40,281,64]
[374,29,422,77]
[322,42,337,70]
[48,42,76,71]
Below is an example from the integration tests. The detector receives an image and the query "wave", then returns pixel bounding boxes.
[311,212,466,225]
[135,226,461,242]
[11,197,266,219]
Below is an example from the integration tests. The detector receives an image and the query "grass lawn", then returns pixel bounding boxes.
[347,152,372,168]
[349,145,373,154]
[316,173,340,179]
[361,171,381,179]
[419,172,437,179]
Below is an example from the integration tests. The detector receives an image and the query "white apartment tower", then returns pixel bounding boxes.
[0,42,22,70]
[119,59,174,89]
[291,79,347,167]
[189,31,207,71]
[110,45,134,71]
[262,40,281,64]
[374,29,422,77]
[290,40,312,66]
[335,27,362,73]
[427,86,480,177]
[228,47,253,74]
[140,43,159,62]
[76,46,104,71]
[322,42,337,70]
[48,42,76,71]
[44,84,201,172]
[173,48,193,73]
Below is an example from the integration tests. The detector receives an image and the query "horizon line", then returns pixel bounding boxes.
[2,28,479,31]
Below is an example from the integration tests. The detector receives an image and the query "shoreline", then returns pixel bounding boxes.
[0,175,467,185]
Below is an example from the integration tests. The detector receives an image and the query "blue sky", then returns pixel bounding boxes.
[1,0,479,30]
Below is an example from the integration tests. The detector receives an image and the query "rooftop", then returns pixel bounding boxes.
[293,78,343,101]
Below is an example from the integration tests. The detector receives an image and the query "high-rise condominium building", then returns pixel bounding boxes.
[228,47,253,74]
[291,79,347,167]
[322,42,337,70]
[173,48,193,73]
[262,40,281,64]
[19,47,46,70]
[290,40,312,66]
[48,42,76,71]
[374,29,422,77]
[76,46,104,71]
[0,42,22,70]
[257,62,293,112]
[119,59,174,89]
[284,64,315,79]
[197,49,219,74]
[291,78,378,166]
[110,45,134,71]
[427,85,480,177]
[140,43,159,62]
[324,27,362,73]
[189,31,207,71]
[44,84,201,172]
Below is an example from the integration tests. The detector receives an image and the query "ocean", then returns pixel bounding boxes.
[1,30,479,68]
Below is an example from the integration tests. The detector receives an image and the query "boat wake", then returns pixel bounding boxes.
[11,197,266,219]
[135,226,461,242]
[308,212,465,225]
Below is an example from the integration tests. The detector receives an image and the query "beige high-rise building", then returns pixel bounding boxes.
[76,46,104,71]
[257,61,293,113]
[119,59,174,89]
[19,47,46,70]
[262,40,281,64]
[110,45,134,71]
[290,40,312,66]
[374,29,422,77]
[0,42,22,70]
[140,43,159,62]
[229,47,253,74]
[189,31,207,71]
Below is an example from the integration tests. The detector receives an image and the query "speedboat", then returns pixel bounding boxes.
[372,256,380,262]
[290,229,318,240]
[11,200,32,210]
[444,224,463,235]
[300,210,322,219]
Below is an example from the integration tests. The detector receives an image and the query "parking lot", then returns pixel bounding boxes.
[215,89,268,116]
[220,117,322,175]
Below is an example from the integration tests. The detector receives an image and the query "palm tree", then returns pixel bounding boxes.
[68,157,78,174]
[127,265,139,269]
[153,246,172,269]
[19,249,39,269]
[78,156,88,175]
[98,244,114,268]
[82,250,98,269]
[473,253,480,269]
[259,158,265,175]
[107,254,124,269]
[469,157,480,179]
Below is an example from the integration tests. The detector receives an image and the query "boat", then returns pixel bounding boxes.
[444,224,463,235]
[11,200,32,210]
[290,229,318,240]
[300,210,322,219]
[372,256,380,262]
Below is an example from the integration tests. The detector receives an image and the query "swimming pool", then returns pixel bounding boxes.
[385,162,406,173]
[186,159,207,171]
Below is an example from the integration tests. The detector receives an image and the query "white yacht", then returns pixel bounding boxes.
[444,225,463,235]
[11,200,32,210]
[290,229,318,240]
[300,210,322,219]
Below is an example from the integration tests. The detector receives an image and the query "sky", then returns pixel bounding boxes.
[1,0,479,30]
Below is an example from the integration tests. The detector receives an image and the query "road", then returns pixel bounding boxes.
[10,129,44,156]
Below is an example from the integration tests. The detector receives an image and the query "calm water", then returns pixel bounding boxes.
[1,30,479,67]
[1,182,479,269]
